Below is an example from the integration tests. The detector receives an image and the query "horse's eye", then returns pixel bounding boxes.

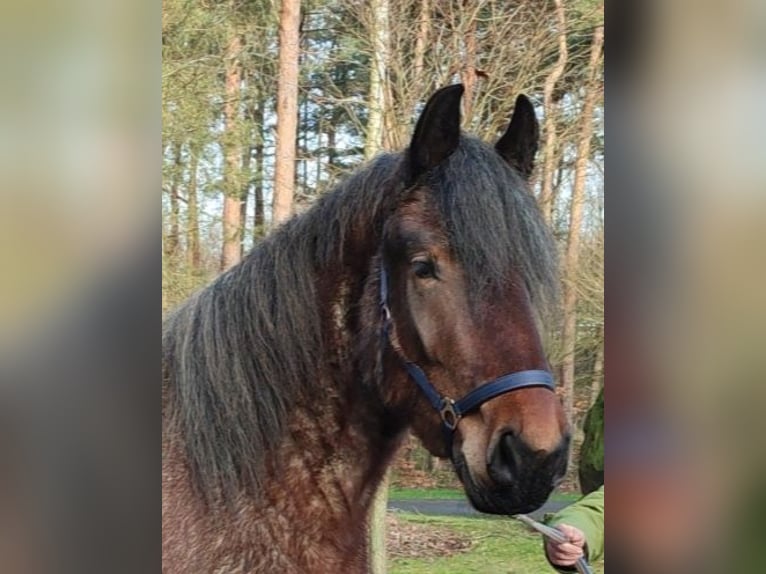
[412,259,437,279]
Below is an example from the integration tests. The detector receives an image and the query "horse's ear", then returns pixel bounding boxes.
[495,94,539,179]
[407,84,464,183]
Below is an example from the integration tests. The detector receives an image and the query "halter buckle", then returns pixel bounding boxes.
[439,398,461,431]
[381,302,391,323]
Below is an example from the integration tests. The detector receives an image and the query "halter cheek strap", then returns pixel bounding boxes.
[379,265,555,438]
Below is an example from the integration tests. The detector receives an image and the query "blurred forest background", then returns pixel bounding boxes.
[162,0,603,491]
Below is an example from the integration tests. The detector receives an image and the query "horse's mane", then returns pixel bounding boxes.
[162,136,558,501]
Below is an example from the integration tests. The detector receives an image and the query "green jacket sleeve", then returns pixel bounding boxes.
[545,486,604,568]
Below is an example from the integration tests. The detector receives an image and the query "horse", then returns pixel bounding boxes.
[162,84,570,573]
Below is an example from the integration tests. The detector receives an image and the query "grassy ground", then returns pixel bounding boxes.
[389,513,604,574]
[390,487,466,500]
[389,487,580,504]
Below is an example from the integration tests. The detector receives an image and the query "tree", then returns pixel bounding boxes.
[252,95,267,240]
[220,30,244,271]
[459,0,478,124]
[186,144,201,270]
[413,0,430,82]
[272,0,301,224]
[164,141,183,259]
[560,23,604,426]
[538,0,568,223]
[366,3,390,571]
[364,0,389,160]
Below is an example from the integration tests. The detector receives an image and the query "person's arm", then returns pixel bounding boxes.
[544,486,604,571]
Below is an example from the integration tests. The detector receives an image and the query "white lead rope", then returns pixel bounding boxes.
[514,514,595,574]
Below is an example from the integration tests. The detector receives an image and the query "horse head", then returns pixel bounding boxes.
[377,85,569,514]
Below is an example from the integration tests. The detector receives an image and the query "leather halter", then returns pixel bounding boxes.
[379,264,555,438]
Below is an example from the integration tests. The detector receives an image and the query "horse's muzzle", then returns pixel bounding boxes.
[459,432,570,515]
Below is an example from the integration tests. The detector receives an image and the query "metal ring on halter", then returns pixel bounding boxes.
[381,303,391,324]
[439,398,461,431]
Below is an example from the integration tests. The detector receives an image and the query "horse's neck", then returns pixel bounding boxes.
[269,268,400,515]
[227,376,404,572]
[164,371,403,574]
[247,268,403,567]
[274,391,400,513]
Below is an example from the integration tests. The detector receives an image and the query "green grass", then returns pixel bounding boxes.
[389,487,580,504]
[389,513,604,574]
[389,487,466,500]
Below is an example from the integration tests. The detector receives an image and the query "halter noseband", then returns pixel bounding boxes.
[379,264,556,437]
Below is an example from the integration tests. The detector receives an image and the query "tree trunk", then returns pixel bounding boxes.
[383,83,403,151]
[366,4,391,572]
[380,0,428,152]
[560,25,604,427]
[165,141,183,259]
[538,0,568,223]
[240,128,252,257]
[253,97,266,242]
[299,80,309,198]
[369,471,389,574]
[272,0,301,225]
[186,145,201,270]
[221,32,243,271]
[461,4,477,125]
[413,0,430,82]
[364,0,389,159]
[326,116,336,177]
[315,111,322,193]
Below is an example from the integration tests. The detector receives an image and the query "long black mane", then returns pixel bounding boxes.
[162,136,558,500]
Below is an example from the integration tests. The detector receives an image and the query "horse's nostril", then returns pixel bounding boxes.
[488,432,522,483]
[488,431,569,486]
